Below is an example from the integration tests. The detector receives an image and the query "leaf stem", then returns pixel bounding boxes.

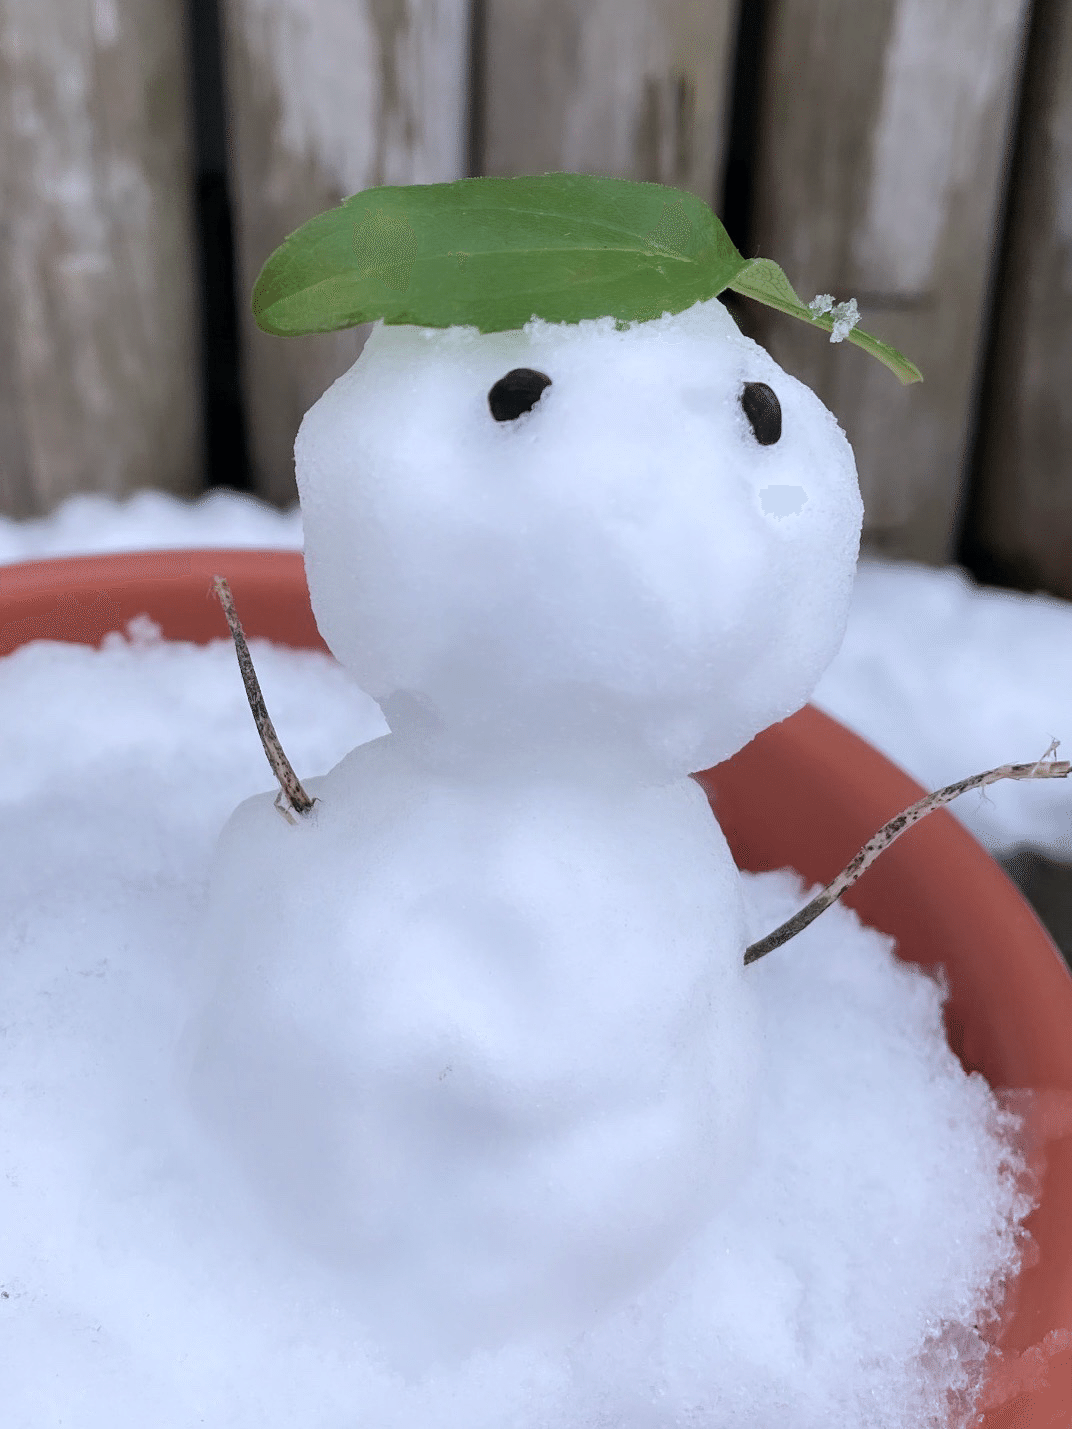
[212,575,316,821]
[744,753,1071,965]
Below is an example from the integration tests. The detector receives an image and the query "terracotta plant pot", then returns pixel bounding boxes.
[2,547,1071,1427]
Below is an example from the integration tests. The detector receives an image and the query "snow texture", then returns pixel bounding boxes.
[294,299,863,776]
[812,559,1072,859]
[183,298,862,1358]
[3,465,1069,864]
[0,625,1033,1428]
[807,293,861,342]
[0,294,1052,1422]
[0,486,302,561]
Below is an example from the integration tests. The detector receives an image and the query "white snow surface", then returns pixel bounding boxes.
[813,560,1072,861]
[0,485,303,561]
[3,492,1070,861]
[176,300,864,1360]
[188,739,763,1366]
[0,291,1050,1417]
[0,624,1033,1428]
[295,302,862,776]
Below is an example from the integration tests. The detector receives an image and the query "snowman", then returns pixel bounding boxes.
[186,177,897,1368]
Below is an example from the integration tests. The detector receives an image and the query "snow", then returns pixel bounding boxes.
[812,560,1072,861]
[179,299,867,1364]
[3,485,1069,862]
[829,298,861,342]
[0,486,303,561]
[188,738,762,1367]
[0,622,1032,1427]
[294,302,862,775]
[807,294,861,343]
[0,295,1061,1423]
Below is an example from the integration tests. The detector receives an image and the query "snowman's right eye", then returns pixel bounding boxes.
[740,382,782,445]
[488,368,552,422]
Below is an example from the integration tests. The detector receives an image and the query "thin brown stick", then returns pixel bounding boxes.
[212,575,316,820]
[744,752,1071,965]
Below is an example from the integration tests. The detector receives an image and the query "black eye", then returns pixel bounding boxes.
[740,382,782,445]
[488,368,552,422]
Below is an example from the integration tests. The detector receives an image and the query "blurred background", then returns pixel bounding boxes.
[1,0,1071,949]
[1,0,1068,586]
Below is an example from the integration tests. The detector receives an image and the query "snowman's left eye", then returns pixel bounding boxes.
[488,369,552,422]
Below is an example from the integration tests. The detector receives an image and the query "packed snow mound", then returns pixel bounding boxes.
[295,298,863,775]
[187,737,760,1362]
[186,296,865,1360]
[0,630,1035,1427]
[184,296,865,1359]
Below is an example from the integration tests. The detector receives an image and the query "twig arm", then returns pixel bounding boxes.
[212,575,316,820]
[744,754,1071,965]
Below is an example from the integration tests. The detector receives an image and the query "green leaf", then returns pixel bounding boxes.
[252,173,922,385]
[252,174,745,336]
[728,258,923,386]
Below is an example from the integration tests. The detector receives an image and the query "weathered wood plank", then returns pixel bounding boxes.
[481,0,738,204]
[749,0,1031,563]
[0,0,202,518]
[967,0,1072,598]
[220,0,470,507]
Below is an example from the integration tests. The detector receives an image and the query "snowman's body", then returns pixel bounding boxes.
[189,297,862,1362]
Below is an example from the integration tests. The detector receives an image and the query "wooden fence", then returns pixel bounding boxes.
[0,0,1069,596]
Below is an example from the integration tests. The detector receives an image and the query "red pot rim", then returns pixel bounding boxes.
[3,547,1071,1424]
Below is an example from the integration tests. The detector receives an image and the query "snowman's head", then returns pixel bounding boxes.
[295,298,862,777]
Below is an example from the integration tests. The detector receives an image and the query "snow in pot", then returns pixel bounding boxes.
[184,296,868,1364]
[0,626,1033,1428]
[0,255,1032,1424]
